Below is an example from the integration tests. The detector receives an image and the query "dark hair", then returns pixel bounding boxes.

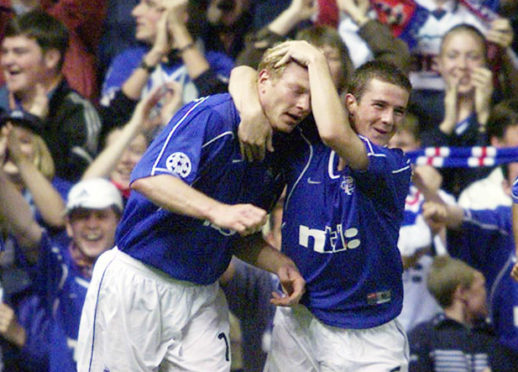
[5,9,69,70]
[486,98,518,140]
[440,23,487,62]
[296,25,353,93]
[347,60,411,101]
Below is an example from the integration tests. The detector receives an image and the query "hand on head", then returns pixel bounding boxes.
[270,40,325,69]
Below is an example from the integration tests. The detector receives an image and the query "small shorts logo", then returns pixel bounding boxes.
[367,290,391,305]
[166,152,192,178]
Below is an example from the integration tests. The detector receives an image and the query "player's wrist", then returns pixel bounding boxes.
[144,50,165,66]
[275,258,298,276]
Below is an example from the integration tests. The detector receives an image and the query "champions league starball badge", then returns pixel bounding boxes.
[166,152,192,178]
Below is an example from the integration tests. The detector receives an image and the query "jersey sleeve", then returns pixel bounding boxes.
[131,97,227,186]
[16,293,51,371]
[351,136,412,211]
[462,207,512,240]
[34,232,66,312]
[447,207,512,270]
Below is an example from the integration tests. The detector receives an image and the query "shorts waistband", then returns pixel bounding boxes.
[112,247,209,288]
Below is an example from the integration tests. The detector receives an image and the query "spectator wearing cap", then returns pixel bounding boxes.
[0,9,102,182]
[0,175,123,372]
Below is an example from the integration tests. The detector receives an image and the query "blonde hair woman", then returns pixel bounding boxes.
[0,111,67,229]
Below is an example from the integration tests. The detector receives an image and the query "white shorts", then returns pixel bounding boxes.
[264,305,409,372]
[76,248,231,372]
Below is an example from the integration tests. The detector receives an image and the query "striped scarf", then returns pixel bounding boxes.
[406,146,518,168]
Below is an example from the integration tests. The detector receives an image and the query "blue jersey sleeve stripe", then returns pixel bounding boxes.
[151,97,208,176]
[359,135,388,159]
[360,135,374,154]
[202,131,235,148]
[152,167,182,175]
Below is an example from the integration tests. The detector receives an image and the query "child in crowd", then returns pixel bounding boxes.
[409,255,500,371]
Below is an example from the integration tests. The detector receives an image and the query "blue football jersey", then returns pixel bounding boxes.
[35,232,90,372]
[101,46,233,107]
[448,206,518,352]
[280,124,411,329]
[116,94,284,284]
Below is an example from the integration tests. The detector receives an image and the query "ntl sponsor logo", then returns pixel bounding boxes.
[299,224,360,253]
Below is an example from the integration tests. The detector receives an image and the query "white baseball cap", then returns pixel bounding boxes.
[65,178,123,215]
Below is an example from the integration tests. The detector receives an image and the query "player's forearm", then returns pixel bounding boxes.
[234,233,297,275]
[131,175,225,222]
[229,66,259,113]
[307,56,368,169]
[443,204,465,229]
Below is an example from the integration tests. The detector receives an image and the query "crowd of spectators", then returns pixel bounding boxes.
[0,0,517,371]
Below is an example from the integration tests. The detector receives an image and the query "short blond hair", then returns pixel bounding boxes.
[257,40,296,81]
[427,256,478,308]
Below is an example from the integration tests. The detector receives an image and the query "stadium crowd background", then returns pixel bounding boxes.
[0,0,518,370]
